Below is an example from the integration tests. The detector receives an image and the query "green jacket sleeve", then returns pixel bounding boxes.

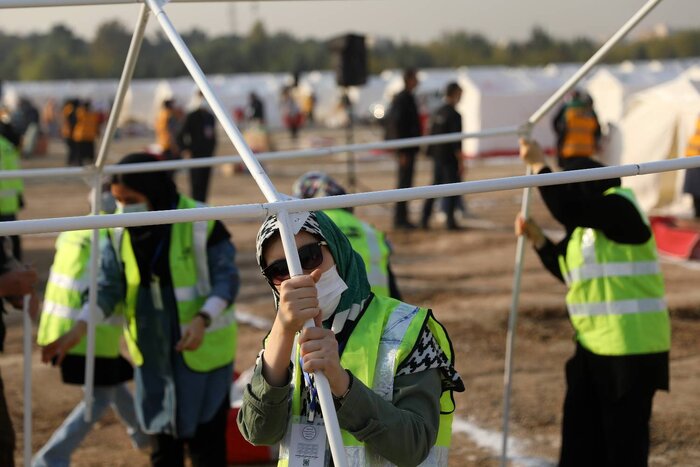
[236,358,292,446]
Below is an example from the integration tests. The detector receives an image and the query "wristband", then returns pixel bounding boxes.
[332,370,353,405]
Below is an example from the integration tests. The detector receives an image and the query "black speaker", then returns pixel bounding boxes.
[329,34,367,87]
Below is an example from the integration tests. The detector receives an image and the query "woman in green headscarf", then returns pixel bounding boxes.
[238,211,463,466]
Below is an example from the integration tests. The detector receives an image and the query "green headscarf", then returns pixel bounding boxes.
[256,211,372,320]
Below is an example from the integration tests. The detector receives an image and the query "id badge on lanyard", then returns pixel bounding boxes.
[288,418,327,467]
[151,275,164,310]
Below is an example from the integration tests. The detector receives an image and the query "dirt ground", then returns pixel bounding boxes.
[2,125,699,466]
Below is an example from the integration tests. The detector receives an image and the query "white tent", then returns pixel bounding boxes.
[610,67,700,214]
[457,65,578,157]
[585,60,694,125]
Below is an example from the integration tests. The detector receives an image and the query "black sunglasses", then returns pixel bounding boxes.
[262,241,328,285]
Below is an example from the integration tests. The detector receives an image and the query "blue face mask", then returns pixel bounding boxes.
[117,202,149,214]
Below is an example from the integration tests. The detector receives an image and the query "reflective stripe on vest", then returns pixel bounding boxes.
[324,209,391,296]
[0,136,23,215]
[560,106,597,158]
[113,195,237,371]
[36,228,123,358]
[557,187,670,356]
[279,296,453,467]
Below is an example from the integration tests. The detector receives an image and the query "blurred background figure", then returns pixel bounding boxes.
[682,114,700,218]
[302,90,316,126]
[385,68,421,230]
[280,86,302,141]
[73,99,100,166]
[62,98,79,166]
[247,92,265,125]
[552,89,601,170]
[293,171,402,299]
[422,81,464,231]
[177,92,217,203]
[41,98,59,139]
[155,98,181,160]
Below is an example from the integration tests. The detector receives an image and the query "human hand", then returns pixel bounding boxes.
[175,315,206,352]
[41,321,87,365]
[515,214,546,249]
[519,138,546,172]
[276,269,322,335]
[299,326,350,397]
[0,267,37,297]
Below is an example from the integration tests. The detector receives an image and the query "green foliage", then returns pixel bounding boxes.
[0,22,699,81]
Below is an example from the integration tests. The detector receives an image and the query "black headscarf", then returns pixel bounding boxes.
[110,153,178,211]
[561,156,621,198]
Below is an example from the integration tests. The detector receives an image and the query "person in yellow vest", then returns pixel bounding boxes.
[155,99,181,160]
[552,90,601,169]
[237,211,464,466]
[72,99,100,166]
[682,115,700,218]
[0,121,25,260]
[515,138,670,467]
[34,188,148,466]
[41,153,240,467]
[292,171,402,300]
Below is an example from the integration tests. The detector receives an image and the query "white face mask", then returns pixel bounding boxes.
[316,266,348,321]
[117,201,149,214]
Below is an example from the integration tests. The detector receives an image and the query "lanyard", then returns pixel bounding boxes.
[300,355,320,422]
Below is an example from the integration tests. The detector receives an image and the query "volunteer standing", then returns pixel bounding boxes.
[515,140,670,467]
[42,153,240,467]
[237,211,463,466]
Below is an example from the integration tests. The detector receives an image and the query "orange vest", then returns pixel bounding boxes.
[685,117,700,157]
[73,108,99,142]
[155,108,176,151]
[561,106,598,158]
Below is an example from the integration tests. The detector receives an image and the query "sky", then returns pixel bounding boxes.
[0,0,699,43]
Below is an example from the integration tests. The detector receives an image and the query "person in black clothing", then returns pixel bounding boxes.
[0,236,39,467]
[177,92,217,203]
[515,140,670,467]
[422,82,464,230]
[386,68,422,229]
[248,92,265,124]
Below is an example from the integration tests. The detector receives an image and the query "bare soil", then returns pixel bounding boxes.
[2,126,699,466]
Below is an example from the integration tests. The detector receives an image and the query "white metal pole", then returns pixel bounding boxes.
[94,3,150,169]
[83,4,150,423]
[528,0,663,125]
[22,294,32,466]
[145,0,347,463]
[0,126,522,182]
[3,156,700,236]
[501,1,665,464]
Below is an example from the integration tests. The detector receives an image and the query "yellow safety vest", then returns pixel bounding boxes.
[324,209,391,297]
[685,116,700,157]
[560,106,598,158]
[37,228,123,358]
[0,136,23,216]
[113,195,237,371]
[558,187,670,356]
[279,295,455,466]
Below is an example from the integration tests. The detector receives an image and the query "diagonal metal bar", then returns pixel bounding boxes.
[143,0,347,464]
